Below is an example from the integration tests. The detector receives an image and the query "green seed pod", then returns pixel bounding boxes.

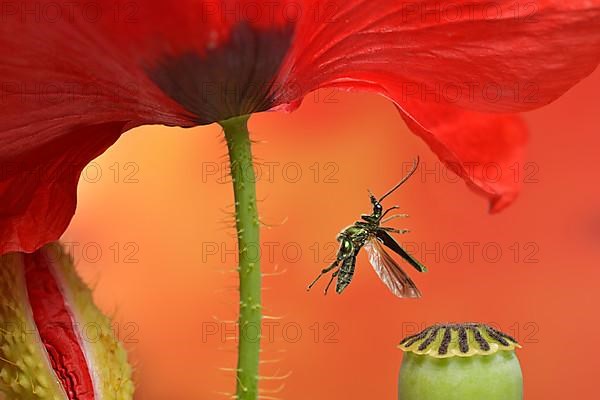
[398,323,523,400]
[0,243,134,400]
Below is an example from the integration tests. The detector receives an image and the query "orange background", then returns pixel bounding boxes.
[65,68,600,399]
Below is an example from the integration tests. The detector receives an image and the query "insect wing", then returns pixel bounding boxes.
[375,230,427,272]
[364,238,421,298]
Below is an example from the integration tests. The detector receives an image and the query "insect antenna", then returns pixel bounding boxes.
[378,156,420,202]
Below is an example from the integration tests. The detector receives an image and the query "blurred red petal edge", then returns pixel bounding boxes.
[397,102,528,214]
[0,122,127,255]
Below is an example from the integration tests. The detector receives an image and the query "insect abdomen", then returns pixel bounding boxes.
[336,255,357,294]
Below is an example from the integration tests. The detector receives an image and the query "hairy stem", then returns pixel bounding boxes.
[220,115,261,400]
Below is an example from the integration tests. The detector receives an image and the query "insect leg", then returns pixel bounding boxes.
[381,206,400,219]
[380,227,410,234]
[324,270,339,295]
[381,214,409,224]
[307,260,340,291]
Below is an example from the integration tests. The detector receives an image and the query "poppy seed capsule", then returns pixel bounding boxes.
[0,243,133,399]
[398,323,523,400]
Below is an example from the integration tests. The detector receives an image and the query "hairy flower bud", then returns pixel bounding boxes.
[398,323,523,400]
[0,243,133,399]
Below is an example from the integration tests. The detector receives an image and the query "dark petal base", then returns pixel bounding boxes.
[148,22,294,124]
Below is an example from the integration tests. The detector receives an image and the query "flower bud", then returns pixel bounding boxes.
[398,323,523,400]
[0,243,134,399]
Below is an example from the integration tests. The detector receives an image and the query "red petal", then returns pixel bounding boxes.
[25,247,95,400]
[282,0,600,112]
[1,1,299,254]
[0,1,195,254]
[399,101,528,212]
[1,123,127,254]
[274,0,600,209]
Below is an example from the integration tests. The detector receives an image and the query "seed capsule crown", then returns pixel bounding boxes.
[398,323,521,358]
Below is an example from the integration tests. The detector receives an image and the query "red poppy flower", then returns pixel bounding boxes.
[1,0,599,255]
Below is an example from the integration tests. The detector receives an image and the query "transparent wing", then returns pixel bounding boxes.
[364,237,422,298]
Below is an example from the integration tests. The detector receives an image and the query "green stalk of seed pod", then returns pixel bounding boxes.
[398,323,523,400]
[0,242,133,400]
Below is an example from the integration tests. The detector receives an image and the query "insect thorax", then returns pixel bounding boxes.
[340,224,372,245]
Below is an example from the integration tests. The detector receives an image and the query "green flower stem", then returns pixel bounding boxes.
[220,115,261,400]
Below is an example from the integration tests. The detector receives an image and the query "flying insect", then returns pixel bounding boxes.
[307,157,427,298]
